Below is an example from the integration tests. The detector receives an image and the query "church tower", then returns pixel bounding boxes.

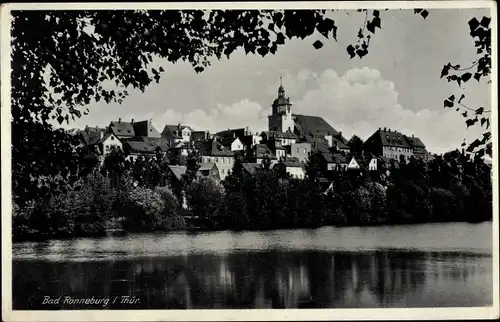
[268,76,294,133]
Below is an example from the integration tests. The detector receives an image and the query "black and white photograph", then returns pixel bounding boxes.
[1,1,498,321]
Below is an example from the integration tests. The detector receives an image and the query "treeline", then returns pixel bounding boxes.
[12,147,492,242]
[185,151,492,230]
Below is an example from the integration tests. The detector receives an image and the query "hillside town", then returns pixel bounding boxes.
[69,80,434,185]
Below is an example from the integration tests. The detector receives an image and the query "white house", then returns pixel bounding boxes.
[230,137,244,151]
[100,133,122,155]
[368,157,378,171]
[347,157,361,170]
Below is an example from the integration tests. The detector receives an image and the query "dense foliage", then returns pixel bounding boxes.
[10,9,491,207]
[9,9,493,241]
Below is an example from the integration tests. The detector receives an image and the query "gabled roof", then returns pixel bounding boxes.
[199,139,234,157]
[133,120,161,137]
[98,132,115,144]
[293,114,339,137]
[220,136,241,148]
[404,135,426,148]
[215,128,246,138]
[368,128,412,148]
[241,163,262,175]
[168,165,187,181]
[332,136,350,150]
[261,131,298,140]
[304,134,331,154]
[323,153,348,164]
[198,162,217,171]
[110,121,135,137]
[141,136,169,151]
[253,144,277,159]
[79,130,103,146]
[122,139,156,154]
[162,124,194,135]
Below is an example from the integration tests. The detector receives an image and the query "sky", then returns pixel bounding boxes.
[56,8,492,154]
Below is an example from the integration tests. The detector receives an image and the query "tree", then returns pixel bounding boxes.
[9,9,491,203]
[348,135,364,154]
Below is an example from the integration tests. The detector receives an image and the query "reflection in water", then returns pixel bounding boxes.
[13,250,492,309]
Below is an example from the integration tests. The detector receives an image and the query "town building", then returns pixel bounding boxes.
[364,127,427,162]
[273,158,306,179]
[197,162,221,183]
[161,123,195,146]
[267,78,350,159]
[287,142,312,163]
[197,139,235,181]
[249,144,278,165]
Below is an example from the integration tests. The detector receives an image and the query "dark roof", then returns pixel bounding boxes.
[98,133,114,144]
[198,162,217,171]
[253,144,277,159]
[369,129,412,148]
[110,121,135,137]
[79,130,103,146]
[168,165,187,181]
[141,136,169,151]
[199,139,234,157]
[404,135,426,148]
[123,139,156,154]
[215,128,246,138]
[162,124,194,138]
[242,163,262,175]
[305,134,331,154]
[133,120,161,137]
[293,114,339,137]
[219,137,241,148]
[323,153,348,164]
[273,96,291,107]
[261,131,298,140]
[332,136,350,150]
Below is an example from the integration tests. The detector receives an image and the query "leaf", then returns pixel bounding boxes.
[444,99,454,108]
[480,16,491,28]
[461,112,467,117]
[440,63,451,78]
[468,17,480,31]
[414,9,423,14]
[420,10,429,19]
[257,46,269,56]
[373,10,380,17]
[313,40,323,49]
[474,73,481,81]
[366,21,375,34]
[276,32,285,45]
[481,117,487,126]
[358,28,364,39]
[356,48,368,58]
[346,45,356,59]
[159,66,164,72]
[475,107,484,115]
[466,118,476,128]
[57,115,64,124]
[458,94,466,104]
[461,142,466,147]
[461,72,472,82]
[372,17,381,28]
[194,66,204,73]
[448,95,455,102]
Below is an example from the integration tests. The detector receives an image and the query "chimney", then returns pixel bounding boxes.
[131,118,134,124]
[339,131,342,137]
[412,134,414,138]
[118,118,121,123]
[100,130,104,139]
[178,123,181,129]
[245,126,249,135]
[233,132,236,138]
[383,127,386,131]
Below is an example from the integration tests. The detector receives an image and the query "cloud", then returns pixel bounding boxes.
[287,67,483,154]
[154,99,268,135]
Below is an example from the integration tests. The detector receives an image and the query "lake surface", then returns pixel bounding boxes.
[12,222,493,309]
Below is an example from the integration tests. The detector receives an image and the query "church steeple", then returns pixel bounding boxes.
[278,75,285,97]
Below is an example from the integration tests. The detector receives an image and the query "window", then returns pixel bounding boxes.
[296,148,299,153]
[111,136,114,140]
[304,149,306,154]
[222,158,225,164]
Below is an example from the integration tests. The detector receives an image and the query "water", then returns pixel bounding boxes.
[12,222,493,309]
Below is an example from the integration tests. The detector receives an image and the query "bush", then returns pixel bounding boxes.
[121,186,165,232]
[155,186,186,229]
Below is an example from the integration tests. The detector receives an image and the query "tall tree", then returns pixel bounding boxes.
[9,9,491,203]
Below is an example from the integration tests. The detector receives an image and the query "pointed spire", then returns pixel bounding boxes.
[278,74,285,97]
